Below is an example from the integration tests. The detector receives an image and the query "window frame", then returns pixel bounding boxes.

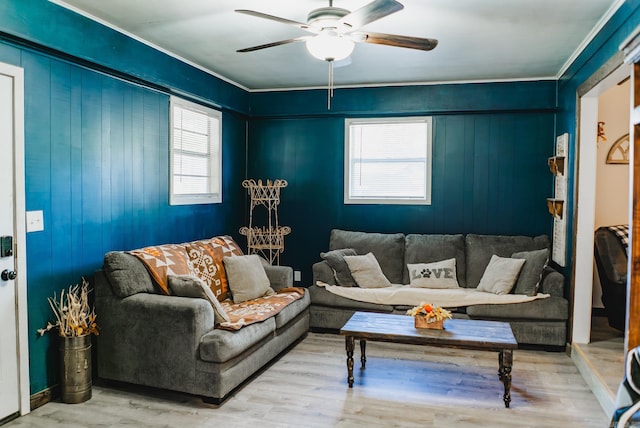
[169,95,222,206]
[344,116,433,205]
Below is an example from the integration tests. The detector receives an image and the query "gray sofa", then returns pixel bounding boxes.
[95,251,310,403]
[310,230,569,347]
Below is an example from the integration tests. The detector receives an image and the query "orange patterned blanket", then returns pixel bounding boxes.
[218,287,305,331]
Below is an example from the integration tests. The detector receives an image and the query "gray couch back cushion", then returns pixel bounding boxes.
[403,234,466,286]
[329,229,405,284]
[465,234,550,289]
[103,251,156,298]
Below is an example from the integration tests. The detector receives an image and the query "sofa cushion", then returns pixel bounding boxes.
[512,248,550,296]
[344,252,392,288]
[321,248,358,287]
[103,252,156,298]
[223,255,273,303]
[308,284,394,312]
[465,234,550,289]
[476,255,525,295]
[407,258,460,289]
[199,317,276,363]
[404,234,466,286]
[274,291,310,329]
[329,229,405,283]
[466,296,569,321]
[167,274,230,324]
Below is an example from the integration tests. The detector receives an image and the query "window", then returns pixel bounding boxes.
[345,117,432,205]
[170,96,222,205]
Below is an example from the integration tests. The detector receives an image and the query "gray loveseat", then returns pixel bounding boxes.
[95,251,310,403]
[310,229,569,347]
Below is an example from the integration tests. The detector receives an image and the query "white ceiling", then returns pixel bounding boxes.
[51,0,621,91]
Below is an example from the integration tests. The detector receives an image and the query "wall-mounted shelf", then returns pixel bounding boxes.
[547,156,565,176]
[547,198,564,219]
[549,133,568,267]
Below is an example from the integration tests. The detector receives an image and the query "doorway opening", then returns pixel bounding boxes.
[572,60,631,417]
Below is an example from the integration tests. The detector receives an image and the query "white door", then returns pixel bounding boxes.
[0,69,20,420]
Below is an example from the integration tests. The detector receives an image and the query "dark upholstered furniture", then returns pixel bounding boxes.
[594,226,628,331]
[612,346,640,427]
[311,230,569,347]
[95,252,309,403]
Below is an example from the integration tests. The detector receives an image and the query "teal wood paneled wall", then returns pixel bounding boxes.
[0,0,249,113]
[556,0,640,286]
[247,82,556,282]
[250,81,557,117]
[0,3,248,393]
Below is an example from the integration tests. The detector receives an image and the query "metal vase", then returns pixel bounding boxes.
[59,334,92,404]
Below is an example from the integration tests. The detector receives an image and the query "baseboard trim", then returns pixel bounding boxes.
[30,385,59,411]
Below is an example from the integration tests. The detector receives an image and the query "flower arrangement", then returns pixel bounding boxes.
[406,302,452,329]
[37,278,99,338]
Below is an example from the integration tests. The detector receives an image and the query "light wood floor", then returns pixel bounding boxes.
[5,332,608,428]
[573,315,625,417]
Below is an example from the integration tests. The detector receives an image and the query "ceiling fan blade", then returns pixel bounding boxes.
[235,9,316,33]
[339,0,404,31]
[358,32,438,51]
[237,37,310,53]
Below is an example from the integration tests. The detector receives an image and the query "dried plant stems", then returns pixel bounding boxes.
[37,278,99,337]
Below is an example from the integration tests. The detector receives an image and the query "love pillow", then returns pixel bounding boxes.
[407,258,460,289]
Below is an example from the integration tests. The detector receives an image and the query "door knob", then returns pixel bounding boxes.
[1,269,17,281]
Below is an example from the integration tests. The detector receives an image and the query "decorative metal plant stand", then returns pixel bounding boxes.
[240,179,290,265]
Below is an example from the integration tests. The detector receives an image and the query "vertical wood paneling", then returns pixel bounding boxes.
[248,110,555,281]
[49,61,74,284]
[69,67,83,279]
[101,78,113,254]
[472,118,491,231]
[80,70,103,270]
[107,80,126,251]
[462,117,476,232]
[20,51,245,394]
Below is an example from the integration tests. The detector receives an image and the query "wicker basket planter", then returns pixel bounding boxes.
[414,315,444,330]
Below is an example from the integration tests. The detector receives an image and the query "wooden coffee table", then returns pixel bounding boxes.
[340,311,518,408]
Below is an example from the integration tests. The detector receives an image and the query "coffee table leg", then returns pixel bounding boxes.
[346,336,355,388]
[360,340,366,368]
[498,350,513,408]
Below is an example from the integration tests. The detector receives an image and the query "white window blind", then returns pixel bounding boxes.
[345,117,432,205]
[170,96,221,205]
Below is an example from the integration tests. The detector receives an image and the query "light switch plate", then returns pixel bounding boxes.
[294,271,301,282]
[26,210,44,232]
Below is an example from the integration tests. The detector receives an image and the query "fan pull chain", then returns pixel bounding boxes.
[327,59,334,110]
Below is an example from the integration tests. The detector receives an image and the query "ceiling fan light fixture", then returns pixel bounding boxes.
[306,33,355,61]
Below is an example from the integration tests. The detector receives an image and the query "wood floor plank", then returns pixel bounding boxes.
[5,333,608,427]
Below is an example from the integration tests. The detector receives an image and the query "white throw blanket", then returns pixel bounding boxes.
[316,282,549,308]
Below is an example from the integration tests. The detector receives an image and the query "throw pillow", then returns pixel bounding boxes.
[407,258,460,289]
[511,248,550,296]
[167,274,230,324]
[223,254,274,303]
[184,236,244,302]
[476,255,525,295]
[320,248,358,287]
[343,252,392,288]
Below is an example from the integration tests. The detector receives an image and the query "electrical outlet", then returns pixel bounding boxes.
[294,271,301,282]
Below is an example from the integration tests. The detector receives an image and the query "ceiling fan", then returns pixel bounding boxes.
[235,0,438,108]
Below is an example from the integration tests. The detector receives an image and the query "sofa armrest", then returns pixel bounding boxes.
[97,288,215,388]
[263,265,294,291]
[312,261,336,285]
[540,267,565,297]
